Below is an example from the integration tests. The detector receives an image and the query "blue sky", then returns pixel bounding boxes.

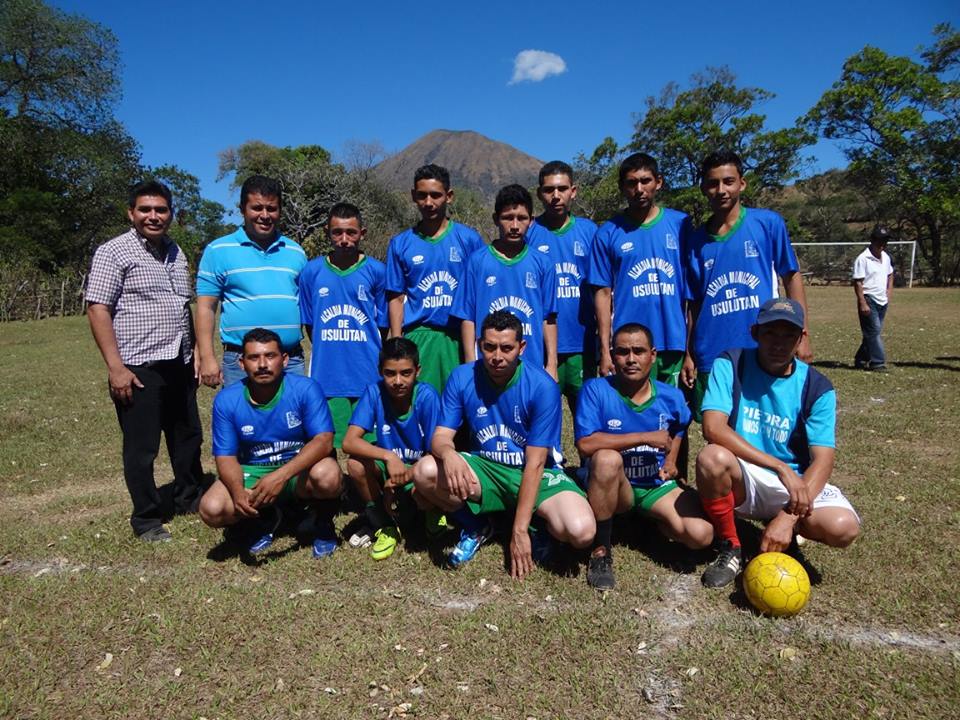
[55,0,959,213]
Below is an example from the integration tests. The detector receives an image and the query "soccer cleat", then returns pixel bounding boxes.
[701,539,742,588]
[424,510,451,539]
[448,521,494,568]
[348,523,374,549]
[246,505,283,556]
[311,519,339,559]
[587,552,616,591]
[370,526,401,561]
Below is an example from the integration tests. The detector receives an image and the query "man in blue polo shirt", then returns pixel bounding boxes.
[198,328,343,558]
[413,311,595,579]
[196,175,308,387]
[696,298,859,589]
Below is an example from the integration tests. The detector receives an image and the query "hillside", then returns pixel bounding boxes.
[373,129,543,201]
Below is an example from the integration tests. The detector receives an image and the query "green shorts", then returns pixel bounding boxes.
[372,458,415,494]
[330,397,376,449]
[242,464,298,502]
[652,350,684,387]
[690,371,711,424]
[461,453,585,515]
[405,324,461,394]
[632,479,679,512]
[557,352,596,398]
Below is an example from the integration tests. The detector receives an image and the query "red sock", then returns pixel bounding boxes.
[701,492,740,548]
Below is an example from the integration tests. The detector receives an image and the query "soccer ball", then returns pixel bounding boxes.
[743,552,811,617]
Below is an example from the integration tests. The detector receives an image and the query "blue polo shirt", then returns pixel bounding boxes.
[197,228,307,350]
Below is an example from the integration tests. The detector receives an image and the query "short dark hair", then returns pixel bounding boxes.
[240,175,283,210]
[494,184,533,216]
[380,336,420,368]
[700,150,744,179]
[129,180,172,209]
[480,309,524,343]
[618,153,660,187]
[612,322,654,348]
[538,160,574,186]
[328,202,363,227]
[242,327,283,352]
[414,164,450,191]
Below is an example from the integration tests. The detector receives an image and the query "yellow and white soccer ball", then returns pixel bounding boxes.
[743,552,811,617]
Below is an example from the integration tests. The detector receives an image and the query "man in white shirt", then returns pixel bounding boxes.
[852,226,894,372]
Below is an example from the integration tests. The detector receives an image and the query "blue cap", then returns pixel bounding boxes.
[755,298,804,329]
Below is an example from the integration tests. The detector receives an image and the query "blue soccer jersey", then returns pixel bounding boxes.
[299,255,388,397]
[385,222,486,330]
[702,349,836,473]
[527,215,599,354]
[450,245,558,368]
[438,361,562,468]
[588,208,688,352]
[212,374,335,465]
[686,208,800,372]
[575,377,691,487]
[349,381,441,464]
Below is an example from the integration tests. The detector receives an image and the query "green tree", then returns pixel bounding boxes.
[630,67,813,223]
[150,165,232,265]
[804,24,960,284]
[571,136,623,223]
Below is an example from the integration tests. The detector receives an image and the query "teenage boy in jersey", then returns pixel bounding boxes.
[451,185,558,377]
[681,151,812,421]
[342,337,442,560]
[413,311,595,579]
[696,299,859,588]
[299,203,388,448]
[196,175,307,387]
[589,153,689,387]
[853,226,894,372]
[198,328,344,558]
[526,161,599,414]
[386,164,485,393]
[575,323,713,590]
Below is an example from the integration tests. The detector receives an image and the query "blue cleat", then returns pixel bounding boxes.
[311,519,338,559]
[448,521,494,568]
[246,505,282,556]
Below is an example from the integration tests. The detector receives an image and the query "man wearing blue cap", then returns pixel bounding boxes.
[694,298,860,588]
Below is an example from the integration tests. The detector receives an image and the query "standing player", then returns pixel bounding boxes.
[198,328,343,558]
[575,323,713,590]
[385,164,485,393]
[852,226,894,372]
[196,175,307,387]
[451,184,558,376]
[589,153,689,387]
[527,160,598,413]
[681,151,812,420]
[413,311,595,579]
[299,203,388,448]
[696,299,859,588]
[341,337,442,561]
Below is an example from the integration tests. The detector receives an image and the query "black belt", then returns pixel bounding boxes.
[224,342,304,357]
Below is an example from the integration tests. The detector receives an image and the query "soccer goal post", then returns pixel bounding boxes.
[792,241,918,288]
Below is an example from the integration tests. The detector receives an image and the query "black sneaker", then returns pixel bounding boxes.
[701,540,742,588]
[139,525,172,543]
[587,552,616,591]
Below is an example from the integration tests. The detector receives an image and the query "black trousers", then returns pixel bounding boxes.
[113,359,205,535]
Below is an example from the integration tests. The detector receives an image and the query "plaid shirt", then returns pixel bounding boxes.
[85,228,194,365]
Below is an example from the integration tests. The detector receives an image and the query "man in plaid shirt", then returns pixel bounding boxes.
[86,180,207,542]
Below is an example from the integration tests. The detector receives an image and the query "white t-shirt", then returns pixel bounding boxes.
[852,248,893,305]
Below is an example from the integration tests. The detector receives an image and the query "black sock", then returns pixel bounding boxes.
[312,498,339,524]
[593,517,613,555]
[364,501,389,530]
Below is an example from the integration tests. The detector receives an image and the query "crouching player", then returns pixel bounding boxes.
[697,298,860,588]
[413,310,595,579]
[342,337,442,560]
[575,323,713,590]
[198,328,343,557]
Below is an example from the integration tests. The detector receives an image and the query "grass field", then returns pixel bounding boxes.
[1,286,959,719]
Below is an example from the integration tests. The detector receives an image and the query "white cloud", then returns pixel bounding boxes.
[509,50,567,85]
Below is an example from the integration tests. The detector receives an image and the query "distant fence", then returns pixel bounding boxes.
[0,264,88,322]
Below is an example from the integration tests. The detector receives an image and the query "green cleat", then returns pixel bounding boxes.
[424,510,451,539]
[370,526,401,561]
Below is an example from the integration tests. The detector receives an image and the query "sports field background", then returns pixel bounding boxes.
[1,286,958,719]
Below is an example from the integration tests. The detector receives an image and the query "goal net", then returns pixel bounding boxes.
[792,241,917,288]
